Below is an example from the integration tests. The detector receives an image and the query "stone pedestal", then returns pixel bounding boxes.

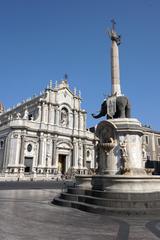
[91,175,160,192]
[96,118,145,176]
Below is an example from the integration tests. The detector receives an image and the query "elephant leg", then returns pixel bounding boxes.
[116,103,126,118]
[126,104,131,118]
[120,109,126,118]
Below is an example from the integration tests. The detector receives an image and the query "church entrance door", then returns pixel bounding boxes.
[86,161,91,170]
[24,157,33,173]
[58,155,66,174]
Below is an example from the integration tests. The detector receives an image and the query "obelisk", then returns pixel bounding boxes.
[108,20,121,96]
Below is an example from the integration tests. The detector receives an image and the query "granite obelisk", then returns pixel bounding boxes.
[109,19,122,96]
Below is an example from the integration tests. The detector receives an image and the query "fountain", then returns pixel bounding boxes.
[53,21,160,215]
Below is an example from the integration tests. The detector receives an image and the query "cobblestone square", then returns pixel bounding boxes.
[0,182,159,240]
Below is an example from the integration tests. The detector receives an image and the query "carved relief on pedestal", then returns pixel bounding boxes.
[119,139,130,175]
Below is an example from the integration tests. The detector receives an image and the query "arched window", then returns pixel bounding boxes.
[60,108,68,127]
[87,150,90,158]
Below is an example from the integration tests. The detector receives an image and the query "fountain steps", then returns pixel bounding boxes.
[52,188,160,215]
[67,188,160,200]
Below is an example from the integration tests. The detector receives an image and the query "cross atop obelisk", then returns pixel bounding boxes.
[111,19,116,30]
[108,19,122,96]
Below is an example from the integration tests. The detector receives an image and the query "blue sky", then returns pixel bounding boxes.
[0,0,160,130]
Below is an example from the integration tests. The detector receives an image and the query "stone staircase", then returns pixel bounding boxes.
[52,187,160,215]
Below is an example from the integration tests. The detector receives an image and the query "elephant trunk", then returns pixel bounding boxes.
[92,100,107,119]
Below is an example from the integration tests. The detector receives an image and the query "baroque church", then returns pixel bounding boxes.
[0,77,95,179]
[0,77,160,180]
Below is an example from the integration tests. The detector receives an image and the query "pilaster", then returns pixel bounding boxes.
[41,102,48,123]
[55,106,59,125]
[79,112,84,131]
[36,104,41,122]
[8,133,21,168]
[83,113,86,131]
[73,110,78,130]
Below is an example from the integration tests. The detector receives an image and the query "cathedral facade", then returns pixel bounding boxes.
[0,79,95,179]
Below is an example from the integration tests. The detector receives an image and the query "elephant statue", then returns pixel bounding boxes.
[92,95,131,119]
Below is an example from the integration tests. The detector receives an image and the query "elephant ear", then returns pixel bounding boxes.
[92,100,107,119]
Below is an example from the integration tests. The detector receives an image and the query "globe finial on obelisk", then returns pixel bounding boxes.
[108,19,122,96]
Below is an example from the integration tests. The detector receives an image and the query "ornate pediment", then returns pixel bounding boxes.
[57,141,73,150]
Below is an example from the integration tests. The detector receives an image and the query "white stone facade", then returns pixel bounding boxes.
[0,80,95,179]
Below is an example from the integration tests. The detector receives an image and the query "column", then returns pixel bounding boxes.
[72,141,76,168]
[3,136,10,171]
[83,143,87,168]
[69,112,73,128]
[78,141,83,169]
[46,137,52,173]
[72,140,78,168]
[15,135,21,166]
[48,104,54,124]
[91,148,95,168]
[73,110,78,129]
[41,102,45,122]
[38,134,45,166]
[151,133,156,160]
[79,112,83,131]
[19,135,25,165]
[52,136,57,166]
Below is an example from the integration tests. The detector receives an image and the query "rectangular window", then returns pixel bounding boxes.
[144,135,149,145]
[157,138,160,146]
[0,140,4,149]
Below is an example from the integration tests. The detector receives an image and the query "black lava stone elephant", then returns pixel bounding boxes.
[92,95,131,119]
